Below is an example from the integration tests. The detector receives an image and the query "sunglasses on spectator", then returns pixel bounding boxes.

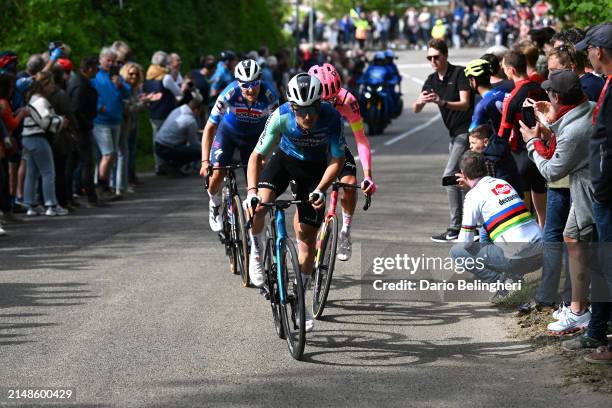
[292,102,320,117]
[128,72,139,77]
[426,55,442,61]
[239,80,261,89]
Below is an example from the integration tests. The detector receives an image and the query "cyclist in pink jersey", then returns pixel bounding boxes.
[309,63,377,261]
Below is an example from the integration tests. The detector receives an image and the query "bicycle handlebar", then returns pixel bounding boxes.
[331,181,372,211]
[203,164,246,190]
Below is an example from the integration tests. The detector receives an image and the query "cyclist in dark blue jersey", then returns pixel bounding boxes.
[200,59,279,232]
[464,59,506,133]
[243,73,346,331]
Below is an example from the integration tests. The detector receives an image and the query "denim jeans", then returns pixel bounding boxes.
[443,133,468,230]
[150,119,166,172]
[113,125,129,194]
[536,188,572,305]
[127,126,138,181]
[450,240,543,283]
[22,135,58,207]
[587,201,612,342]
[154,143,200,169]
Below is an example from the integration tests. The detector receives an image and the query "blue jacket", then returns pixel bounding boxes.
[92,68,131,126]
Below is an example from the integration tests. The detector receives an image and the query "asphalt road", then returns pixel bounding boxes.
[0,49,609,407]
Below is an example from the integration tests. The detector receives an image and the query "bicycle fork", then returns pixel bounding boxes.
[275,209,288,305]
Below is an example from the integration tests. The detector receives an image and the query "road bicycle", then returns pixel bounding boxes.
[311,181,371,319]
[255,199,309,360]
[204,164,250,286]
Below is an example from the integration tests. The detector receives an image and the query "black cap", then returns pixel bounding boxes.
[576,23,612,51]
[541,69,583,98]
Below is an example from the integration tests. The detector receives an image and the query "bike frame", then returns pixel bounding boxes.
[274,208,289,305]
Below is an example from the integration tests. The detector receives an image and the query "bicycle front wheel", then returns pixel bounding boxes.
[232,194,249,286]
[312,216,338,319]
[222,193,237,275]
[279,238,306,360]
[264,237,284,339]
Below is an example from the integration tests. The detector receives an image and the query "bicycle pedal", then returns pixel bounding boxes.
[260,287,271,300]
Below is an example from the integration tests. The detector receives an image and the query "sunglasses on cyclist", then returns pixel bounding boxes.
[239,80,261,89]
[292,103,320,117]
[426,55,442,61]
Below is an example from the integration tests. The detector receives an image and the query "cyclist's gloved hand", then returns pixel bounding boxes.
[361,177,377,194]
[309,189,326,209]
[243,193,261,212]
[50,48,63,63]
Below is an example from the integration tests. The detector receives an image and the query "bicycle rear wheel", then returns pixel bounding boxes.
[232,194,249,286]
[264,237,285,339]
[312,216,338,319]
[279,238,306,360]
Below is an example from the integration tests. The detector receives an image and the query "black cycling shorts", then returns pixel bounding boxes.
[512,150,547,194]
[338,146,357,180]
[258,148,326,227]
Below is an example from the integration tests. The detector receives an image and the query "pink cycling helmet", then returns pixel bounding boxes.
[308,63,342,100]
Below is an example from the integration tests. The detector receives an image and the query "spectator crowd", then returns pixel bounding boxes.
[0,2,610,368]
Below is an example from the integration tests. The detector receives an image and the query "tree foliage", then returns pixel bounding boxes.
[0,0,287,69]
[547,0,612,28]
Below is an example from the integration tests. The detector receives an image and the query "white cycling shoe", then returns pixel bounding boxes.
[209,200,222,232]
[297,307,314,333]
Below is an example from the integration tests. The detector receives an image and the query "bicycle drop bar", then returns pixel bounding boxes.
[203,163,246,189]
[331,181,372,211]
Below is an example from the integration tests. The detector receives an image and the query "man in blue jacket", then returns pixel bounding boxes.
[92,47,130,199]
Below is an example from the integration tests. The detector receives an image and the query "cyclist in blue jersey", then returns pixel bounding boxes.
[243,73,346,332]
[201,59,279,232]
[464,59,506,133]
[209,50,238,102]
[383,49,403,117]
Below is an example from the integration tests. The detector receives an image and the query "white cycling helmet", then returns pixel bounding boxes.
[234,59,261,82]
[286,73,322,106]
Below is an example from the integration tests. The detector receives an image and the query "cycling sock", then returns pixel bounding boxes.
[208,190,222,206]
[249,230,264,255]
[341,211,353,234]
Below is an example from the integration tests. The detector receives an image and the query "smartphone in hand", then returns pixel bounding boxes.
[442,175,459,186]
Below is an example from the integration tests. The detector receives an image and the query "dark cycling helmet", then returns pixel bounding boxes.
[286,73,322,106]
[234,59,261,82]
[464,59,492,78]
[219,50,237,62]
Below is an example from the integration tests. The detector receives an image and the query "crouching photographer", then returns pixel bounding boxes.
[449,151,543,302]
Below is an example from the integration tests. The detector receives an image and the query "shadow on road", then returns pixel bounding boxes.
[0,282,96,347]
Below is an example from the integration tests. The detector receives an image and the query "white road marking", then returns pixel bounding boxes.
[383,114,442,146]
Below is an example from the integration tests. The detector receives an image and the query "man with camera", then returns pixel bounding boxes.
[91,46,131,200]
[413,39,473,242]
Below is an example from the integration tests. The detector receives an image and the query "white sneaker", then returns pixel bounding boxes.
[547,309,591,333]
[26,205,45,216]
[249,250,265,287]
[45,206,69,216]
[208,200,222,232]
[552,303,569,320]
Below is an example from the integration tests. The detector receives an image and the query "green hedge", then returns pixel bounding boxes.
[0,0,287,68]
[1,0,287,173]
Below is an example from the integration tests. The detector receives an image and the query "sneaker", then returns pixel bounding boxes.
[208,200,222,232]
[489,278,516,303]
[430,228,459,242]
[26,205,45,216]
[337,231,352,261]
[547,309,591,334]
[552,303,570,320]
[0,224,6,236]
[584,346,612,365]
[516,300,556,317]
[562,334,606,351]
[45,206,69,216]
[249,249,265,287]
